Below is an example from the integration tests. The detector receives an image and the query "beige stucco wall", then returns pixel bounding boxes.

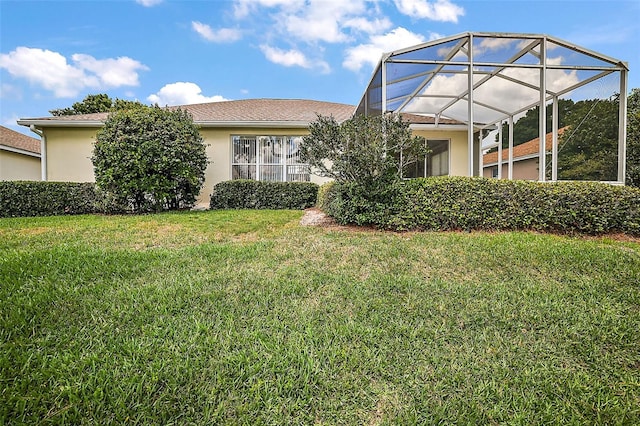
[411,129,470,177]
[41,125,474,206]
[0,150,41,181]
[45,127,99,182]
[483,158,539,181]
[186,128,328,204]
[197,127,334,205]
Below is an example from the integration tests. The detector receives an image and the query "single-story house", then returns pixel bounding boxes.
[16,32,629,203]
[16,99,469,205]
[482,127,568,180]
[0,125,41,181]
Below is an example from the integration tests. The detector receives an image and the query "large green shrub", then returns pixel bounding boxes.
[323,177,640,235]
[0,181,98,217]
[301,113,427,188]
[210,180,318,210]
[93,105,208,213]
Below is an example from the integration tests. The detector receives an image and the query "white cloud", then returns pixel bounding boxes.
[260,44,330,73]
[234,0,304,19]
[2,114,21,127]
[192,21,242,43]
[234,0,390,44]
[403,61,580,124]
[147,82,229,106]
[283,0,368,43]
[71,54,147,87]
[394,0,464,23]
[136,0,162,6]
[0,47,147,98]
[260,45,309,68]
[0,83,22,100]
[343,27,437,73]
[343,17,393,35]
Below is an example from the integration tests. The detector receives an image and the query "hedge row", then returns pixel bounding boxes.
[320,177,640,235]
[0,181,98,218]
[210,180,318,210]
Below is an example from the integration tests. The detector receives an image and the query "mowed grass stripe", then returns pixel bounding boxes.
[1,210,639,424]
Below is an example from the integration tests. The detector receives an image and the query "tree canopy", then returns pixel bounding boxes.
[626,88,640,187]
[491,91,639,183]
[493,99,575,149]
[556,96,620,181]
[92,105,208,213]
[300,113,426,188]
[50,93,145,116]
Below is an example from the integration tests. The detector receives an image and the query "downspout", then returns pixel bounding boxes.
[29,125,46,181]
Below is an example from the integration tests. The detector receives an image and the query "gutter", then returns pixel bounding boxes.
[0,144,41,158]
[18,119,105,128]
[17,119,315,129]
[196,120,313,129]
[409,124,469,131]
[28,125,46,181]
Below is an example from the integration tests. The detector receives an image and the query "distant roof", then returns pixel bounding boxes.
[0,125,40,154]
[18,99,356,128]
[400,113,464,126]
[483,126,568,164]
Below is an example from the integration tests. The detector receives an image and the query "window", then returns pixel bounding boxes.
[404,139,450,178]
[232,136,310,182]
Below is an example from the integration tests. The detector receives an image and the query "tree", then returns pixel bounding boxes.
[300,113,426,188]
[626,88,640,187]
[493,98,574,150]
[556,97,619,181]
[92,105,208,213]
[50,93,144,116]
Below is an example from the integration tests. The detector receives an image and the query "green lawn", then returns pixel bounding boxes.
[1,210,639,425]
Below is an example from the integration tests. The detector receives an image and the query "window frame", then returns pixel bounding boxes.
[231,135,310,182]
[403,138,451,179]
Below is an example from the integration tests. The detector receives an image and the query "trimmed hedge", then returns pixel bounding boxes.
[321,177,640,235]
[0,181,98,218]
[210,180,319,210]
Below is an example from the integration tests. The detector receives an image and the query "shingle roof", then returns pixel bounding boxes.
[400,113,463,126]
[0,125,40,154]
[483,127,569,165]
[184,99,355,123]
[20,99,356,125]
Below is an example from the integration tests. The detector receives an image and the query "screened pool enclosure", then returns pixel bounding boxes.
[357,32,629,183]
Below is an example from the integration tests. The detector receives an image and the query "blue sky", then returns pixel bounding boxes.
[1,0,639,135]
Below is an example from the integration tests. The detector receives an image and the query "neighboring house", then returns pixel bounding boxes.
[0,125,41,181]
[17,99,470,205]
[483,127,568,180]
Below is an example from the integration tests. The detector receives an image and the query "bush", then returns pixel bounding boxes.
[210,180,318,210]
[93,105,208,213]
[0,181,98,218]
[301,113,427,187]
[316,181,337,211]
[323,177,640,235]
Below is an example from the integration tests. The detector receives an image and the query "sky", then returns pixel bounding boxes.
[1,0,639,136]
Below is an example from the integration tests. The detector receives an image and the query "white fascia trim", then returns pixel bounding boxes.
[197,121,311,128]
[0,144,41,158]
[17,120,105,128]
[409,124,469,131]
[17,119,313,129]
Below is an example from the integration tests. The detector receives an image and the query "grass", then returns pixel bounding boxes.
[1,210,639,425]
